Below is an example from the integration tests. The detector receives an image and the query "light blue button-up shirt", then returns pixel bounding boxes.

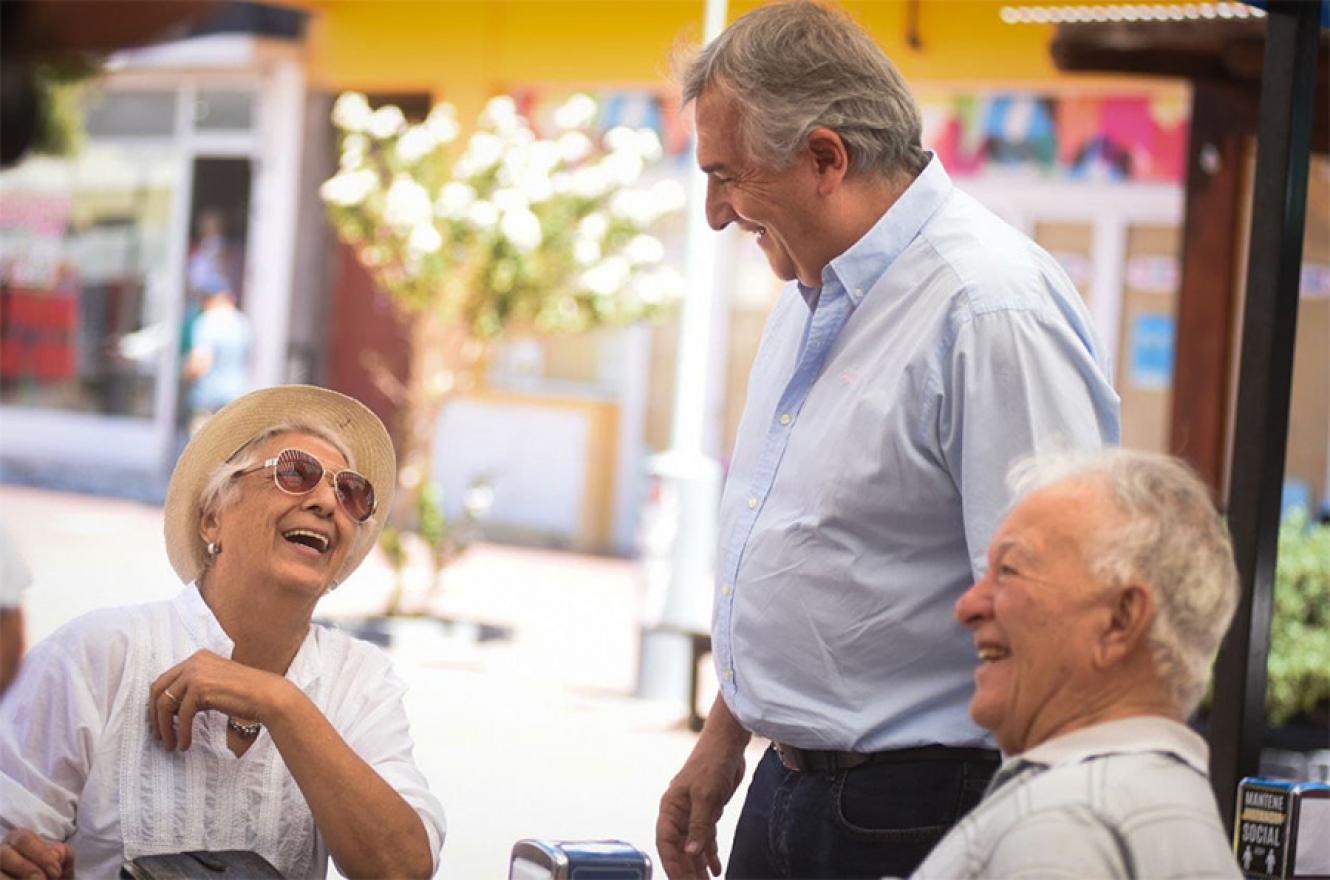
[713,157,1121,752]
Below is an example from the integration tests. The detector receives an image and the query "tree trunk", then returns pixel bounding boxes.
[392,309,486,533]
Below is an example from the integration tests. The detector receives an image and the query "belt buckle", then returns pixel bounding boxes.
[774,742,805,772]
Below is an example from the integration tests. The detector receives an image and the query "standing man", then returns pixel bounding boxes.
[655,3,1121,878]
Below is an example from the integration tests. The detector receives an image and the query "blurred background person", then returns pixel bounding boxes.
[0,385,444,879]
[184,274,254,433]
[186,209,242,301]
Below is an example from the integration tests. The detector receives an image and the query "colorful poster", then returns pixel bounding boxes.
[1128,313,1176,390]
[921,91,1189,183]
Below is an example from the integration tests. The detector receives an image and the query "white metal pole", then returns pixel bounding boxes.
[636,0,730,705]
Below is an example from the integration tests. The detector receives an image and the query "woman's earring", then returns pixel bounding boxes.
[206,541,222,558]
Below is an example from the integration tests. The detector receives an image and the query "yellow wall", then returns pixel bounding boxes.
[303,0,1071,117]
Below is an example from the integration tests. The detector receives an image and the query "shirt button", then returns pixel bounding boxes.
[722,669,733,682]
[854,287,864,296]
[747,496,758,510]
[721,583,733,596]
[779,413,792,426]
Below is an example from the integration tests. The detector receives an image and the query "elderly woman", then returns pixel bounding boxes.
[0,386,444,879]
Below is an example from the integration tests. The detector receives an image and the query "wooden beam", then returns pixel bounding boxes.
[1168,81,1257,493]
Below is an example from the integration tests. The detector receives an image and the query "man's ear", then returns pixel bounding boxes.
[1095,583,1155,669]
[806,127,850,194]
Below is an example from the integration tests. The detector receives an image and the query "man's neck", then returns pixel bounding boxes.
[802,169,917,288]
[1018,676,1184,757]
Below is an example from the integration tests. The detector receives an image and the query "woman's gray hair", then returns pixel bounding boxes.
[680,1,928,178]
[198,421,356,521]
[1007,448,1239,715]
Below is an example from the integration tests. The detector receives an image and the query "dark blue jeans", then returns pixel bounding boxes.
[726,745,998,879]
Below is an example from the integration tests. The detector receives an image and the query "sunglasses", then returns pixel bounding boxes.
[235,448,376,523]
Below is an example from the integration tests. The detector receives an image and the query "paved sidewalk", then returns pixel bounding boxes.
[0,484,760,877]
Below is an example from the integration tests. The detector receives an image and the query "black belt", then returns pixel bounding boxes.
[772,742,999,773]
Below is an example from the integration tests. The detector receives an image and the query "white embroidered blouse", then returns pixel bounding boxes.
[0,585,445,878]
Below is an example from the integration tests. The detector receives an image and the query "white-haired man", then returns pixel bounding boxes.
[912,449,1241,879]
[656,2,1120,878]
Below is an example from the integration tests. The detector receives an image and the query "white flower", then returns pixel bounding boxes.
[573,238,601,266]
[581,256,631,296]
[649,179,687,215]
[384,175,433,229]
[578,212,608,240]
[608,188,653,226]
[633,265,684,305]
[455,132,504,178]
[569,165,611,199]
[604,126,639,155]
[528,141,561,173]
[408,222,443,254]
[320,169,377,207]
[600,149,644,187]
[513,169,554,204]
[500,207,542,253]
[481,95,521,134]
[339,145,365,170]
[367,105,406,140]
[500,144,532,185]
[435,182,476,218]
[604,127,662,164]
[396,125,438,164]
[556,131,593,165]
[624,234,664,265]
[492,187,529,213]
[332,92,373,132]
[634,127,664,163]
[550,172,573,195]
[339,133,369,170]
[425,103,460,143]
[554,93,598,131]
[466,200,499,230]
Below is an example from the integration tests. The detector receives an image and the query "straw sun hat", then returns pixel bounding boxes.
[163,385,396,586]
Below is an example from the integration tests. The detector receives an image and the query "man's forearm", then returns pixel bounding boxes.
[700,694,751,752]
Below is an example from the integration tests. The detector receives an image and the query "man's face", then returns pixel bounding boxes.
[694,88,823,287]
[954,478,1118,754]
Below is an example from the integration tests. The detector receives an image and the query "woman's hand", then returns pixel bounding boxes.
[148,650,292,751]
[0,829,73,879]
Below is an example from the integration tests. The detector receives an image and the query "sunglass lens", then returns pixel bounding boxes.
[336,472,375,522]
[275,450,323,493]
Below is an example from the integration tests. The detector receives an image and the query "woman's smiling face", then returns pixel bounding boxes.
[202,431,356,597]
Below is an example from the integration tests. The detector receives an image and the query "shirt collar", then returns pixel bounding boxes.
[1015,715,1211,776]
[174,583,323,690]
[800,153,953,310]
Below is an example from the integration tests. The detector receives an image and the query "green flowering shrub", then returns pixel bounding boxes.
[1267,510,1330,725]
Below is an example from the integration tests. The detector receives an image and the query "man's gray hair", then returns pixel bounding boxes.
[681,1,928,178]
[1008,448,1239,715]
[198,421,356,521]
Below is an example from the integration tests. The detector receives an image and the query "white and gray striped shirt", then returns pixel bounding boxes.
[911,716,1241,879]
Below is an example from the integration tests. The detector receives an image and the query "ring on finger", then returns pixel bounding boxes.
[164,689,180,705]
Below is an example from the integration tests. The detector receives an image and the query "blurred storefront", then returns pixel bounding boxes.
[0,5,312,492]
[3,0,1324,539]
